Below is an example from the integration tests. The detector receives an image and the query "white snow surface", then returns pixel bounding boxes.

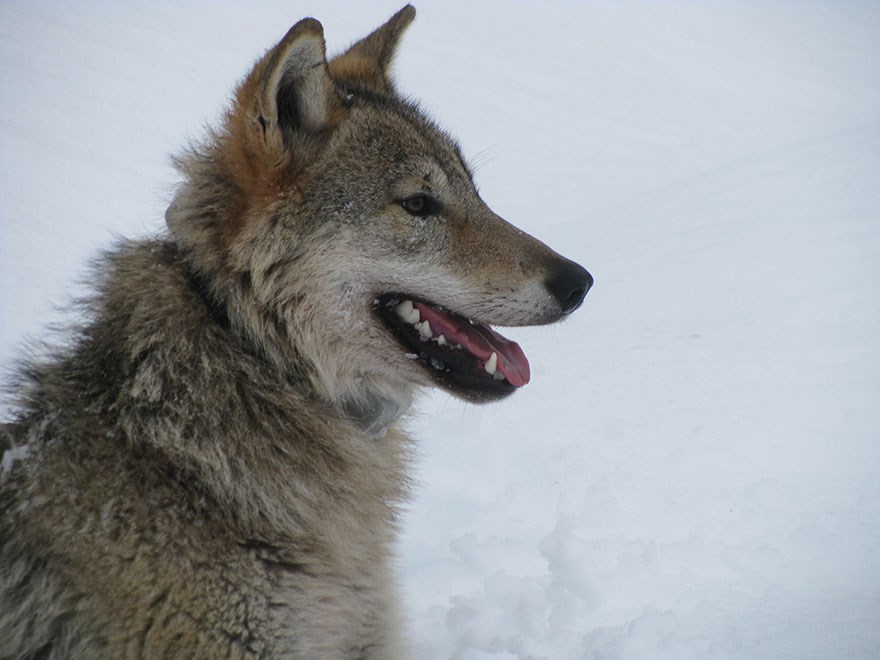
[2,2,879,658]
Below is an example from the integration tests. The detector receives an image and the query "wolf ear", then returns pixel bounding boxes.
[329,5,416,94]
[229,17,343,169]
[259,19,337,136]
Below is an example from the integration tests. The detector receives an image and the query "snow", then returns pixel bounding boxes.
[2,2,879,658]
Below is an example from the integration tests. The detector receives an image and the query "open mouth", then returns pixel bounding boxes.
[374,293,530,401]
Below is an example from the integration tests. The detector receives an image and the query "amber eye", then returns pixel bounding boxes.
[400,194,440,217]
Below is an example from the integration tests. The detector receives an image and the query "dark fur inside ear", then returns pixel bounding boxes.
[276,75,303,134]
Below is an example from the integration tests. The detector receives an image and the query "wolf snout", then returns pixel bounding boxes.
[546,259,593,315]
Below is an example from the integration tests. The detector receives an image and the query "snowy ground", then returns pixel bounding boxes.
[2,2,879,658]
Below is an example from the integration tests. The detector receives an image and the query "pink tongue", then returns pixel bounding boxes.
[413,302,531,387]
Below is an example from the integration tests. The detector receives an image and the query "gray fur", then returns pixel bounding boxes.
[2,239,412,658]
[1,6,590,658]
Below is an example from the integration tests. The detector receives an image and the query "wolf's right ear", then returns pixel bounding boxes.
[228,18,344,173]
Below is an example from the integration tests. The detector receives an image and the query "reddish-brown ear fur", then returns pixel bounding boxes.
[223,18,345,199]
[329,5,416,94]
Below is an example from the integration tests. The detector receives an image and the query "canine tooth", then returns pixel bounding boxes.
[416,320,433,340]
[436,334,447,346]
[395,300,420,324]
[484,352,498,375]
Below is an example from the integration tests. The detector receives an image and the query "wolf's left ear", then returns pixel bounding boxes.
[229,17,344,170]
[329,5,416,94]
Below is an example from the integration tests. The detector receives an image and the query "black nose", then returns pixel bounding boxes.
[546,259,593,315]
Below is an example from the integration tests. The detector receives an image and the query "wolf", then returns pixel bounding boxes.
[0,6,591,658]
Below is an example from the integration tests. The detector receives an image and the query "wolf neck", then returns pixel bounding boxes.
[175,246,414,437]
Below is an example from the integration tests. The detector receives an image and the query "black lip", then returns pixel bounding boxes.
[374,293,517,403]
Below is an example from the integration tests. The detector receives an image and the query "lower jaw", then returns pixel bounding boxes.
[427,362,518,403]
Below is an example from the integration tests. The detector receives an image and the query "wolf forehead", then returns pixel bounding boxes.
[318,96,477,196]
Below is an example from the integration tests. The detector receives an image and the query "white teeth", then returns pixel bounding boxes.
[436,334,447,346]
[395,300,439,341]
[395,300,421,324]
[415,320,433,340]
[484,352,498,375]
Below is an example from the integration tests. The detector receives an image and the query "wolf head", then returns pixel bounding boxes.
[166,6,591,414]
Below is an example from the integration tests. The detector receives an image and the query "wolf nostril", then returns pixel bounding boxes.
[546,260,593,315]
